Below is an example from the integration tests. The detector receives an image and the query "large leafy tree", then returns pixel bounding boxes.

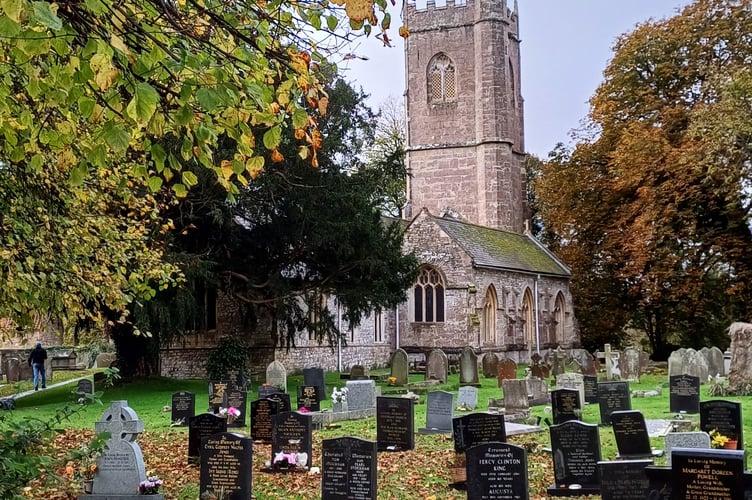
[0,0,398,332]
[536,0,752,357]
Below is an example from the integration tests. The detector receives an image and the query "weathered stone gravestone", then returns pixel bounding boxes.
[94,352,116,369]
[669,374,700,414]
[555,372,585,409]
[622,347,641,382]
[547,421,601,496]
[481,352,498,378]
[663,432,711,466]
[597,381,631,425]
[526,378,549,406]
[171,391,195,426]
[5,358,20,382]
[671,448,745,499]
[266,361,287,392]
[251,398,279,443]
[349,365,368,380]
[87,401,162,498]
[497,358,517,387]
[551,388,581,425]
[425,349,448,383]
[668,348,709,383]
[466,443,528,500]
[604,344,621,381]
[376,397,414,451]
[296,385,320,412]
[321,437,377,500]
[199,433,252,500]
[271,411,313,468]
[452,413,507,453]
[389,348,409,386]
[575,350,598,376]
[345,380,376,411]
[77,379,94,395]
[188,413,227,464]
[700,400,743,451]
[502,379,530,412]
[598,460,651,500]
[551,346,567,380]
[728,322,752,393]
[457,386,478,410]
[419,390,454,434]
[702,346,725,377]
[459,346,480,386]
[303,367,327,401]
[611,410,660,459]
[529,353,545,380]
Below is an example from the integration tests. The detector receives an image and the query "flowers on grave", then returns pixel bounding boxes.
[273,451,308,468]
[331,387,349,404]
[388,376,397,386]
[65,432,109,482]
[138,475,163,495]
[709,429,730,449]
[218,406,241,424]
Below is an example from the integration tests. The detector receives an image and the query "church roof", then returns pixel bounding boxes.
[432,216,571,277]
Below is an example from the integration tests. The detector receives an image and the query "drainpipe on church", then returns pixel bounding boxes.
[336,299,342,372]
[534,274,541,354]
[395,306,400,350]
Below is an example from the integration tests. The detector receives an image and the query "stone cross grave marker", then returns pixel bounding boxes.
[604,344,621,381]
[551,346,567,380]
[199,432,253,500]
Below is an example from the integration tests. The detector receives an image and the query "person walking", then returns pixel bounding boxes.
[28,342,48,390]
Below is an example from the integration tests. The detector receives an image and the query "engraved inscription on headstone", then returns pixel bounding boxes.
[597,381,631,425]
[598,460,651,500]
[271,411,313,468]
[419,390,454,434]
[453,413,507,453]
[223,389,248,428]
[296,385,321,412]
[551,388,581,425]
[171,391,195,426]
[188,413,228,464]
[700,400,743,450]
[547,421,601,496]
[321,437,377,500]
[376,397,414,451]
[669,374,700,414]
[583,375,598,404]
[250,398,279,443]
[466,442,528,500]
[199,433,252,500]
[303,367,327,401]
[671,448,745,500]
[610,410,654,459]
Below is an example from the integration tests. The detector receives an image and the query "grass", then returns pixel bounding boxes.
[8,366,751,499]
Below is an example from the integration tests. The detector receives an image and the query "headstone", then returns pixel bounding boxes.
[551,346,567,380]
[296,385,321,412]
[598,460,651,500]
[171,391,195,426]
[667,349,684,377]
[266,360,287,391]
[671,448,745,499]
[321,437,377,500]
[199,433,252,500]
[604,344,621,381]
[547,421,601,496]
[426,349,448,383]
[223,368,246,392]
[578,351,598,376]
[453,413,507,453]
[208,380,229,413]
[271,411,313,468]
[77,379,94,394]
[551,389,581,425]
[419,390,454,434]
[376,397,414,451]
[529,353,544,380]
[250,398,279,443]
[482,352,499,379]
[94,352,117,369]
[389,348,409,386]
[638,350,650,375]
[90,401,149,496]
[610,410,657,459]
[266,391,291,414]
[728,322,752,393]
[583,375,598,404]
[526,378,550,406]
[622,347,641,382]
[466,443,528,500]
[669,374,700,414]
[258,385,282,399]
[502,380,529,411]
[459,346,480,385]
[669,348,709,382]
[704,346,725,377]
[555,373,585,409]
[188,413,228,463]
[349,365,368,380]
[458,386,478,410]
[497,358,517,388]
[345,380,376,411]
[663,432,711,466]
[303,367,327,401]
[700,400,743,451]
[5,358,20,382]
[224,389,248,428]
[597,381,631,425]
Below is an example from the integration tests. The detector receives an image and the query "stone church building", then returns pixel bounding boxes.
[159,0,578,377]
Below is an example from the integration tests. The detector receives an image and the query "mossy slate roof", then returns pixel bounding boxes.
[433,216,570,277]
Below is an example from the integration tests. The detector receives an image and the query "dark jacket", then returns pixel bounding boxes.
[28,346,47,366]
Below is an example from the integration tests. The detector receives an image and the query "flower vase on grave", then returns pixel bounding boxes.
[332,401,348,413]
[82,480,93,494]
[724,440,738,450]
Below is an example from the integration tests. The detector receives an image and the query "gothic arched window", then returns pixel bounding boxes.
[483,285,497,344]
[554,292,566,344]
[522,288,534,348]
[413,266,445,322]
[428,54,456,104]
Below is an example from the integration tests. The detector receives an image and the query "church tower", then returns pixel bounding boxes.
[404,0,526,232]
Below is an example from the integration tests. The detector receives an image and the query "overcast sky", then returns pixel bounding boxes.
[337,0,691,158]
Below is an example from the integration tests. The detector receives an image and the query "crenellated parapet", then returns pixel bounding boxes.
[404,0,518,34]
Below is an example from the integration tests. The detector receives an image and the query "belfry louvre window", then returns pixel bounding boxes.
[428,54,456,103]
[413,267,445,322]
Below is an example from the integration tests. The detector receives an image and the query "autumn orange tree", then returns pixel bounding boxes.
[535,0,752,357]
[0,0,399,333]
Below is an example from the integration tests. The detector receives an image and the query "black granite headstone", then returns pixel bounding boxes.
[466,442,528,500]
[669,374,700,414]
[223,389,248,428]
[271,411,313,468]
[321,437,377,500]
[77,379,94,394]
[598,460,651,500]
[296,385,321,412]
[376,397,414,452]
[199,432,252,500]
[188,413,227,463]
[209,380,230,413]
[266,392,291,413]
[672,448,745,499]
[258,385,282,399]
[610,410,654,459]
[223,369,246,392]
[700,400,743,451]
[547,421,601,497]
[551,388,581,425]
[171,391,195,426]
[251,398,279,443]
[452,413,507,453]
[597,381,631,425]
[303,367,327,401]
[419,390,454,434]
[583,375,598,404]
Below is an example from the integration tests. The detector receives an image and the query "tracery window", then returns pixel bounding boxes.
[483,285,497,343]
[554,292,565,344]
[413,266,445,322]
[428,54,456,104]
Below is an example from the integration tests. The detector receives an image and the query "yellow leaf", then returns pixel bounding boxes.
[220,159,233,179]
[345,0,374,22]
